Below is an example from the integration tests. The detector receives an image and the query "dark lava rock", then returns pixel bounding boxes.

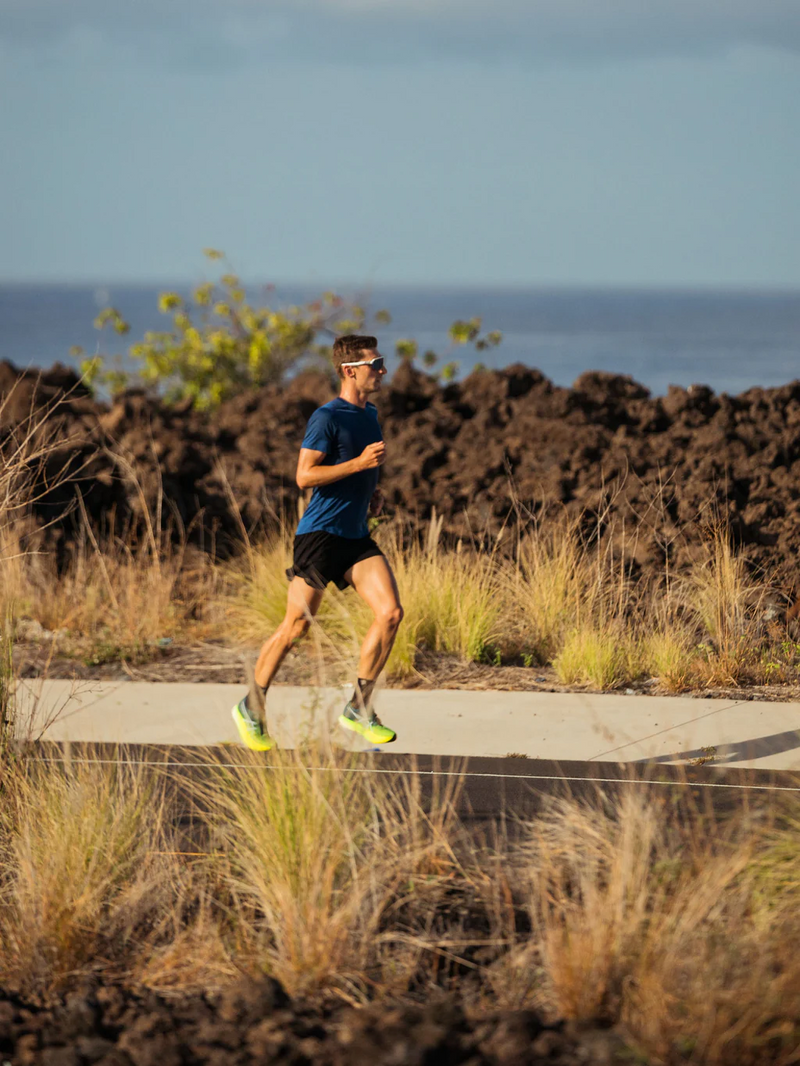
[1,982,629,1066]
[5,358,800,586]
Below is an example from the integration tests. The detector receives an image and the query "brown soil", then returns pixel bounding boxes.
[0,978,630,1065]
[14,640,800,703]
[4,358,800,589]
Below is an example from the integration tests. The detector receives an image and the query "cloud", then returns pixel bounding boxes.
[1,0,799,67]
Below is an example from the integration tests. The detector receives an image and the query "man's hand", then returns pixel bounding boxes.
[296,441,386,489]
[358,441,386,471]
[369,488,385,517]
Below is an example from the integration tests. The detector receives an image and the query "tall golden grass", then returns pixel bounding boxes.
[510,788,800,1065]
[4,505,793,691]
[7,533,218,663]
[0,750,168,991]
[219,513,503,679]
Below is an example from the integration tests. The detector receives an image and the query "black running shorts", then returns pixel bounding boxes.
[286,531,385,591]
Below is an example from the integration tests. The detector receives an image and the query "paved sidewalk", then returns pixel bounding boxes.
[12,679,800,770]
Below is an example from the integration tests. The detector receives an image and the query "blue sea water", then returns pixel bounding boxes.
[1,283,798,397]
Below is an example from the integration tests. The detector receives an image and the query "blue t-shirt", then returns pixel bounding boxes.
[295,397,383,539]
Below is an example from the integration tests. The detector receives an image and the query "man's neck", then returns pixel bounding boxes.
[339,382,369,408]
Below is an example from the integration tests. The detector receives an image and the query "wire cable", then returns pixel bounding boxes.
[32,755,800,793]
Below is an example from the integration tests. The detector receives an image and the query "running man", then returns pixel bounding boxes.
[231,334,403,750]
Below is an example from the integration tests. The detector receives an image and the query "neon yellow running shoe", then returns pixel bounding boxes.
[231,697,275,752]
[339,701,396,744]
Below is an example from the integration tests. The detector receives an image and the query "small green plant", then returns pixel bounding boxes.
[553,626,629,689]
[80,251,383,409]
[481,645,502,667]
[689,745,718,767]
[645,627,696,692]
[397,316,503,384]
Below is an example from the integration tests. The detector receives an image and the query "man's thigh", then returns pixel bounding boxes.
[285,575,325,622]
[345,554,401,614]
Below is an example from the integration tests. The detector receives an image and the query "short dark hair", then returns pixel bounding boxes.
[332,334,377,378]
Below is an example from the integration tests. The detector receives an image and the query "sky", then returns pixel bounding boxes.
[1,1,799,287]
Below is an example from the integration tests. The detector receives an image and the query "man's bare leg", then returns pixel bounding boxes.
[254,577,325,693]
[339,555,403,742]
[232,577,324,750]
[347,555,404,685]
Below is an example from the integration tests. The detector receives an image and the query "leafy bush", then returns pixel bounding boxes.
[394,315,502,377]
[78,250,503,408]
[80,250,379,410]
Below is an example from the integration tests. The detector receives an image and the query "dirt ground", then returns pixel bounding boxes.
[13,640,800,704]
[0,977,631,1065]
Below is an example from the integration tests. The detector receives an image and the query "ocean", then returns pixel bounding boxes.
[1,283,798,398]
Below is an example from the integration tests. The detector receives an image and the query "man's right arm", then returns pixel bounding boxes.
[296,442,385,489]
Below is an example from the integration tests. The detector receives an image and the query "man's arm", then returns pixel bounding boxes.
[296,442,386,490]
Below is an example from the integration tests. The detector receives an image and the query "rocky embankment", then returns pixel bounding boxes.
[1,979,626,1065]
[3,358,800,584]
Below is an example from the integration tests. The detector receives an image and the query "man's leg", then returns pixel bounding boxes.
[338,554,403,743]
[232,577,324,750]
[254,576,325,691]
[347,554,404,686]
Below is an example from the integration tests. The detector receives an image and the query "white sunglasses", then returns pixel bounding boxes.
[340,356,385,371]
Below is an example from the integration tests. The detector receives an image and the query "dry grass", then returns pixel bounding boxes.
[2,494,793,691]
[507,517,603,664]
[553,623,643,689]
[218,515,503,680]
[0,384,90,749]
[0,744,467,999]
[373,518,503,675]
[0,749,169,991]
[0,605,13,759]
[2,746,800,1064]
[217,509,789,693]
[492,787,800,1064]
[3,532,219,665]
[196,746,383,994]
[183,744,465,996]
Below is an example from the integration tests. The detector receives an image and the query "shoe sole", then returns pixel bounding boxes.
[231,706,276,752]
[338,715,396,744]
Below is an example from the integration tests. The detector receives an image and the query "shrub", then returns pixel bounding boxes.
[80,251,378,409]
[79,250,503,406]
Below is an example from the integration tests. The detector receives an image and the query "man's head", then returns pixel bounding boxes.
[332,334,386,392]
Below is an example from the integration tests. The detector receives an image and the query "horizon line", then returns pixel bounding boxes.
[2,278,799,296]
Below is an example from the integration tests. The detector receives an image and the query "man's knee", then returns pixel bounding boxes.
[284,615,311,643]
[378,604,404,630]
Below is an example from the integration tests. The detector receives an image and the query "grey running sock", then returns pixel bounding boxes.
[243,688,267,725]
[351,678,376,712]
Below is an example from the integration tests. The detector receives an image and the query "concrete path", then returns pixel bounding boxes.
[12,679,800,771]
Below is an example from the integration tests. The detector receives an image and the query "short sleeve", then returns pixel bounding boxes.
[301,407,336,454]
